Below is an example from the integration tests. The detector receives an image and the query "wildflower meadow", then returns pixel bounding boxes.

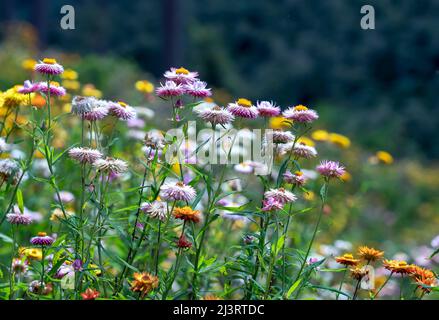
[0,56,437,302]
[0,2,438,304]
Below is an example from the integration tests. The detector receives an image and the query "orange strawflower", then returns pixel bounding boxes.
[350,267,368,281]
[382,260,412,275]
[173,206,201,223]
[335,253,360,267]
[130,272,159,298]
[81,288,100,300]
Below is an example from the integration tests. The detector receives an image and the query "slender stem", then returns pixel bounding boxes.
[336,268,348,300]
[372,272,393,299]
[294,180,329,296]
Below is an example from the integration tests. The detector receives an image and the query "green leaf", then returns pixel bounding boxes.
[311,284,351,299]
[16,189,24,213]
[286,279,302,299]
[0,233,13,243]
[319,183,328,201]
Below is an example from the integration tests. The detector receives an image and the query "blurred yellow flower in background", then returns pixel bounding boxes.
[376,151,394,165]
[135,80,154,94]
[340,171,352,182]
[303,191,315,201]
[269,116,290,130]
[62,80,80,91]
[21,58,37,71]
[82,84,102,98]
[311,129,330,141]
[329,133,351,148]
[297,136,315,147]
[61,69,78,80]
[19,247,42,260]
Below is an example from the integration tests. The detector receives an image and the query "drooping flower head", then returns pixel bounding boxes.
[227,98,259,119]
[130,272,159,297]
[38,81,66,96]
[282,105,319,123]
[93,157,128,175]
[108,101,136,120]
[358,246,384,262]
[34,58,64,75]
[6,211,33,225]
[164,67,199,84]
[316,160,346,179]
[160,181,196,202]
[283,170,307,187]
[0,159,22,185]
[264,188,297,205]
[173,206,201,223]
[197,106,234,126]
[184,80,212,98]
[335,253,360,267]
[156,81,185,98]
[69,147,103,164]
[176,234,192,249]
[261,197,284,212]
[140,200,167,221]
[267,130,294,144]
[71,96,96,115]
[30,232,54,246]
[12,258,29,274]
[350,267,369,281]
[80,99,109,121]
[256,101,281,117]
[281,142,317,159]
[18,80,41,94]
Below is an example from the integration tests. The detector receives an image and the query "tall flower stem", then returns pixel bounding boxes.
[294,180,329,296]
[336,268,348,300]
[372,272,393,299]
[162,221,187,299]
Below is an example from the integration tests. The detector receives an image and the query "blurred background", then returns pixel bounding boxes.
[1,0,439,258]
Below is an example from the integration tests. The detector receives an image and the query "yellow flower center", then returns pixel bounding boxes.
[213,106,221,111]
[344,253,354,259]
[43,58,57,65]
[38,232,47,237]
[176,181,184,187]
[118,101,127,108]
[294,105,308,111]
[295,171,303,176]
[175,67,190,75]
[237,98,252,108]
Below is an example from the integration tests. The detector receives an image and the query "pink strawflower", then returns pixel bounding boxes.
[164,67,199,84]
[257,101,281,117]
[160,181,196,202]
[227,98,259,119]
[108,101,136,120]
[6,212,33,225]
[18,80,41,94]
[93,157,128,174]
[264,188,297,205]
[69,147,103,164]
[38,82,66,96]
[197,106,234,126]
[267,130,294,144]
[12,258,29,273]
[140,200,167,221]
[316,160,346,178]
[283,105,319,123]
[283,170,307,187]
[80,100,109,121]
[34,58,64,75]
[30,232,54,246]
[71,96,96,115]
[156,81,185,97]
[184,81,212,98]
[281,142,317,159]
[262,197,284,212]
